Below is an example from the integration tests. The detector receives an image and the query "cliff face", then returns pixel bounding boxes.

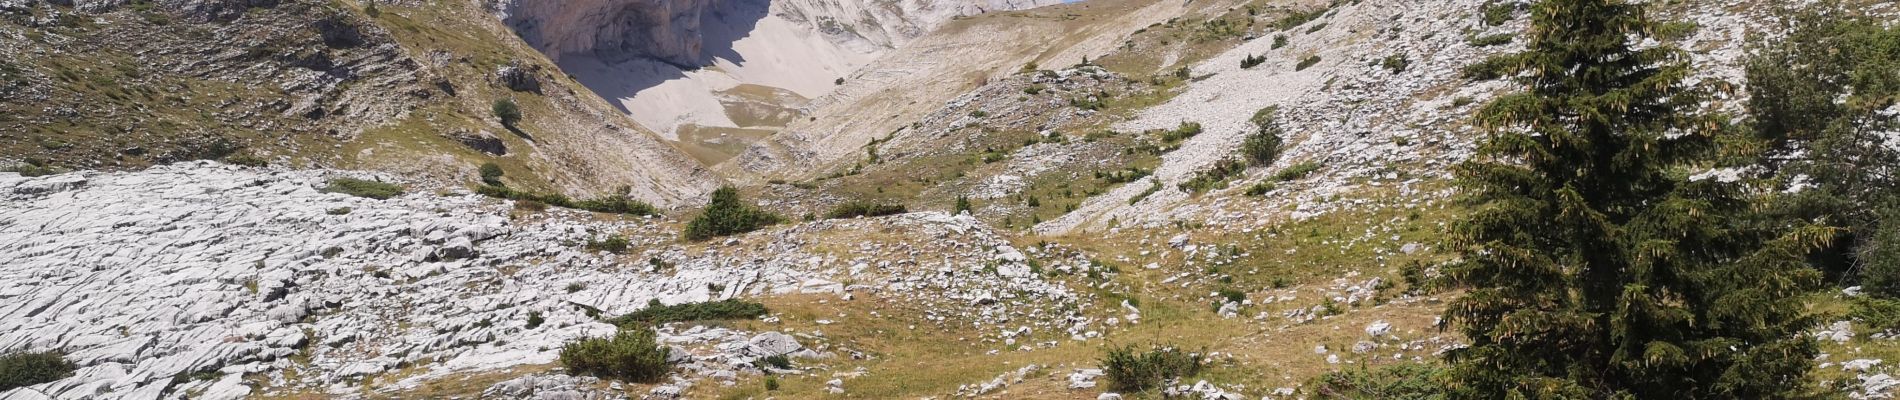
[497,0,714,66]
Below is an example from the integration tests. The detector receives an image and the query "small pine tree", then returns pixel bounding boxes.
[492,98,522,127]
[1241,106,1284,166]
[1440,0,1825,398]
[683,186,782,241]
[955,195,973,215]
[478,162,504,186]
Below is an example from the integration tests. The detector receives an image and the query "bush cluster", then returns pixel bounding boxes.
[475,185,658,216]
[322,178,404,200]
[825,201,907,219]
[608,299,768,326]
[558,328,670,383]
[1100,344,1204,392]
[683,186,782,241]
[0,351,76,391]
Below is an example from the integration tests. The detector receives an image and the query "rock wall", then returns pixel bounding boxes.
[497,0,715,65]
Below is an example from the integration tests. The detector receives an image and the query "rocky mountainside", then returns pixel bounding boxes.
[0,0,719,206]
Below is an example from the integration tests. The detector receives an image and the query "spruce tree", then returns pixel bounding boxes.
[1441,0,1826,398]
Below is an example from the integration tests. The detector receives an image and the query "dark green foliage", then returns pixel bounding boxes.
[1215,288,1245,303]
[1128,179,1161,205]
[1242,106,1285,166]
[0,351,76,391]
[1379,54,1410,73]
[1466,33,1513,47]
[323,178,403,199]
[955,195,973,215]
[1178,158,1245,193]
[1240,54,1266,69]
[826,201,907,219]
[586,235,630,254]
[1745,2,1900,290]
[1271,162,1320,181]
[1242,181,1277,196]
[755,355,792,370]
[1478,0,1520,26]
[476,186,658,216]
[1099,344,1204,392]
[1157,121,1203,143]
[1310,364,1448,399]
[683,186,783,241]
[526,311,545,329]
[1,160,62,177]
[558,328,670,383]
[1459,54,1517,80]
[1295,55,1321,71]
[608,299,768,326]
[479,162,504,186]
[327,207,351,215]
[1851,296,1900,333]
[492,98,522,127]
[1271,35,1288,50]
[764,375,780,390]
[1441,0,1824,398]
[1274,7,1325,31]
[1096,167,1152,184]
[224,153,268,167]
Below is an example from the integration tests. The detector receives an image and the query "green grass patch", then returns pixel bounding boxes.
[608,299,770,326]
[323,178,404,200]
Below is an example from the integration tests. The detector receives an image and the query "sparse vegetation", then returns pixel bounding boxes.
[1272,162,1321,181]
[478,162,504,186]
[1242,106,1285,166]
[0,351,76,392]
[825,201,908,219]
[608,299,768,326]
[1309,364,1448,399]
[1467,33,1513,47]
[1099,344,1204,392]
[1271,35,1288,50]
[955,195,973,215]
[1295,55,1321,71]
[322,178,404,200]
[585,235,630,254]
[475,185,658,216]
[558,328,670,383]
[1379,54,1410,73]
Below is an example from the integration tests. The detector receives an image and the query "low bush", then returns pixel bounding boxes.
[1240,53,1266,69]
[0,351,76,391]
[1380,54,1410,73]
[1242,106,1285,166]
[1271,35,1288,50]
[559,328,670,383]
[1158,121,1203,143]
[1273,162,1322,181]
[323,178,403,200]
[1309,364,1448,399]
[1467,33,1513,47]
[1100,344,1204,392]
[479,162,504,186]
[586,235,631,254]
[492,98,522,127]
[955,195,973,215]
[476,185,658,216]
[1243,181,1277,196]
[609,299,769,326]
[683,186,783,241]
[1179,158,1246,193]
[1460,54,1517,80]
[827,201,907,219]
[1295,55,1322,71]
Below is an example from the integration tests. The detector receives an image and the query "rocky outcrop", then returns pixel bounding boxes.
[0,162,1097,398]
[496,0,714,65]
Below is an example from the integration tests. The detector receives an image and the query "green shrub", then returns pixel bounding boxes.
[1273,162,1322,181]
[492,98,522,127]
[1242,106,1285,166]
[1380,54,1410,73]
[1310,364,1448,399]
[1460,54,1517,80]
[1179,158,1246,194]
[765,375,781,390]
[327,207,352,215]
[526,311,545,329]
[224,153,268,167]
[1243,181,1277,196]
[586,235,631,254]
[558,328,670,383]
[1240,54,1266,69]
[323,178,404,199]
[955,195,973,215]
[479,162,504,186]
[1467,33,1513,47]
[0,351,76,391]
[683,186,783,241]
[475,185,657,216]
[1099,344,1204,392]
[1295,55,1322,71]
[1129,179,1162,205]
[609,299,769,326]
[755,354,792,370]
[1479,0,1519,26]
[1216,288,1245,303]
[1023,84,1045,95]
[1158,121,1203,143]
[826,201,907,219]
[1271,35,1288,50]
